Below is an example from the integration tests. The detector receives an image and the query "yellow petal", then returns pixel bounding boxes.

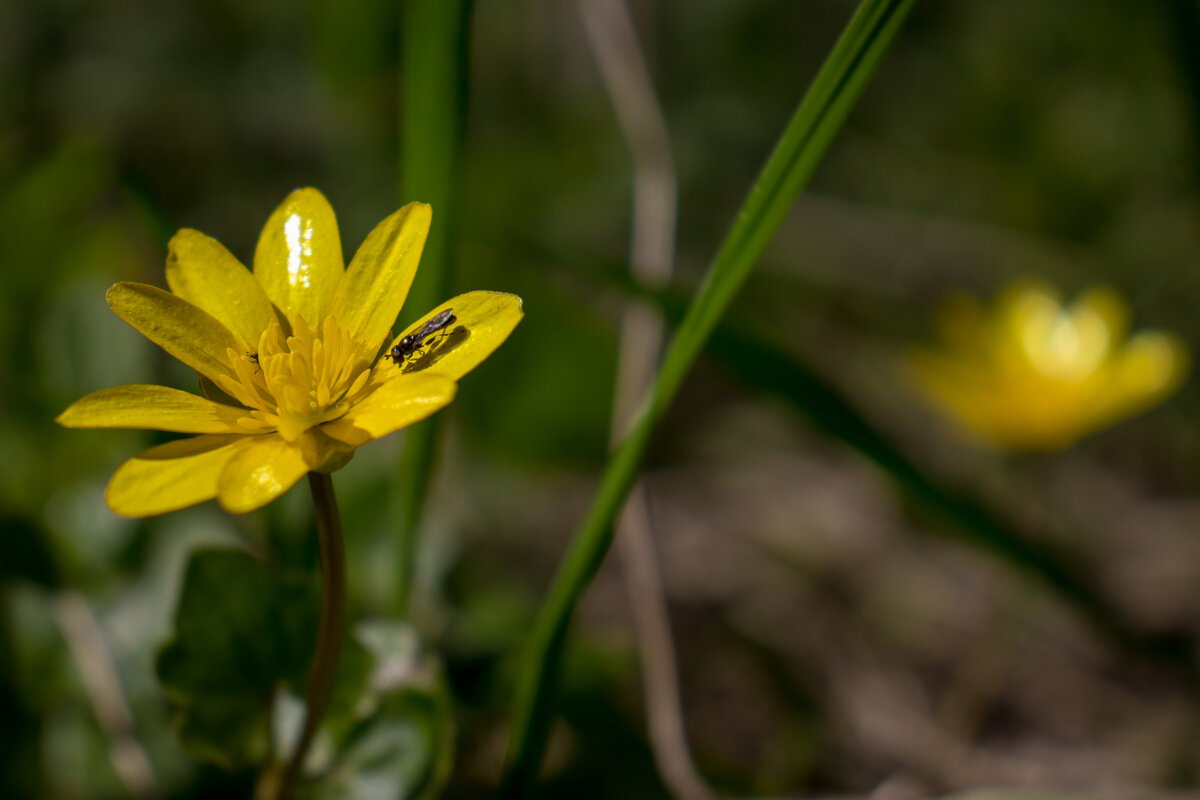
[56,384,249,433]
[216,434,310,514]
[166,228,280,348]
[1073,286,1129,344]
[107,282,244,384]
[106,434,248,517]
[297,428,357,473]
[199,375,244,407]
[1110,332,1188,408]
[253,187,344,326]
[377,291,524,383]
[330,202,431,350]
[905,349,990,433]
[908,279,1189,452]
[322,373,457,447]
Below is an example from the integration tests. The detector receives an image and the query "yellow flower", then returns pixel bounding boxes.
[905,279,1186,450]
[57,188,523,516]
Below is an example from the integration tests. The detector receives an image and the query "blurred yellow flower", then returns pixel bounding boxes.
[905,279,1186,450]
[58,188,523,516]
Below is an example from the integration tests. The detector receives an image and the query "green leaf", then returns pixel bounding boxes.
[499,0,917,795]
[300,620,454,800]
[155,548,320,769]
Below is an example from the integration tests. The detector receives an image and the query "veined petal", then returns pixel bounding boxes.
[106,434,248,517]
[107,283,244,384]
[377,291,523,383]
[166,228,280,347]
[323,373,456,447]
[330,202,431,350]
[216,434,310,514]
[56,385,248,433]
[253,187,344,326]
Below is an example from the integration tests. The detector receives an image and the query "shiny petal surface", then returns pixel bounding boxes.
[323,373,457,447]
[56,385,248,433]
[253,187,344,326]
[377,291,523,383]
[166,228,279,348]
[216,434,309,513]
[107,283,243,384]
[330,202,431,350]
[106,435,248,517]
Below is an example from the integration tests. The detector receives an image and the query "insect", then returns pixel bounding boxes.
[246,353,260,366]
[385,308,457,365]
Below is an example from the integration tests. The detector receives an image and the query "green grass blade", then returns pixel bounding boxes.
[498,0,917,795]
[394,0,473,616]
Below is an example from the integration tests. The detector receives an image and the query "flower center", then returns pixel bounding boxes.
[1012,291,1109,381]
[218,314,377,441]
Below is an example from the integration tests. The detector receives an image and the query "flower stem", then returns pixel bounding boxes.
[276,472,346,800]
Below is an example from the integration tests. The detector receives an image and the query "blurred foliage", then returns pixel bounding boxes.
[301,620,455,800]
[156,548,324,769]
[4,0,1200,798]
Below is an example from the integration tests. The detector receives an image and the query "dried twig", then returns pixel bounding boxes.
[577,2,715,799]
[53,591,160,800]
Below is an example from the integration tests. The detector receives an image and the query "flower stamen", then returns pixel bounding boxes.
[218,314,377,442]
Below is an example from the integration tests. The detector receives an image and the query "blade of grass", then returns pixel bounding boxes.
[497,0,917,795]
[394,0,474,617]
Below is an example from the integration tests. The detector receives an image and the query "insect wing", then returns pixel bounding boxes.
[413,309,456,343]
